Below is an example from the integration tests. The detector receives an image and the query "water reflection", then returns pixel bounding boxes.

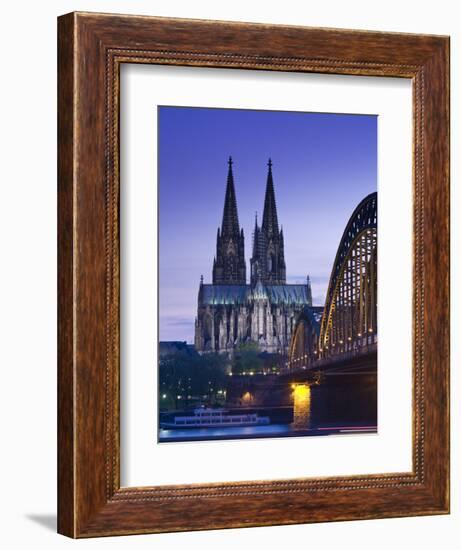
[159,373,377,442]
[292,384,311,430]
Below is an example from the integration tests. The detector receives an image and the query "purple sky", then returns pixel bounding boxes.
[158,106,377,343]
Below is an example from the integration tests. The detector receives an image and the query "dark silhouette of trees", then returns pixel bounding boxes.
[232,342,263,374]
[159,351,228,409]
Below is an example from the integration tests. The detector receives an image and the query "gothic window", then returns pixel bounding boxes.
[204,314,213,343]
[226,240,236,256]
[228,256,236,280]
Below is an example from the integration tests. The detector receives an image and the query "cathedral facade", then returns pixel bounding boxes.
[194,157,313,356]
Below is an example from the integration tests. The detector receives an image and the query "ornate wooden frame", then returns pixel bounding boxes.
[57,12,450,537]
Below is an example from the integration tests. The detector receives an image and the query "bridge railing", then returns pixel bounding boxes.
[282,342,377,374]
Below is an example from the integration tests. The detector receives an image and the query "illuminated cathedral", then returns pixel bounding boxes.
[194,157,313,356]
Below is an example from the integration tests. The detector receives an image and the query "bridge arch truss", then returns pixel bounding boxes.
[288,307,320,369]
[318,192,377,359]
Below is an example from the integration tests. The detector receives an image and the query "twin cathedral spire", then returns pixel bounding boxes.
[212,157,286,286]
[212,157,247,285]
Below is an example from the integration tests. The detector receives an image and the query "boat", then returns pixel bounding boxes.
[160,407,270,429]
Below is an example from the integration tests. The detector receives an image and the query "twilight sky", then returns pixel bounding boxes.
[158,106,377,343]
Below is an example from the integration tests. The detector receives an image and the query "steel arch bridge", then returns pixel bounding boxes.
[288,192,377,371]
[287,307,320,370]
[319,192,377,359]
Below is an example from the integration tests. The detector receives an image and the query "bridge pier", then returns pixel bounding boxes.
[226,350,377,412]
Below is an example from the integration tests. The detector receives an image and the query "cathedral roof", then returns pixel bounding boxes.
[200,284,248,305]
[265,285,310,305]
[200,284,311,306]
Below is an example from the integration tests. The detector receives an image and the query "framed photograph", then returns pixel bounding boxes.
[58,12,450,537]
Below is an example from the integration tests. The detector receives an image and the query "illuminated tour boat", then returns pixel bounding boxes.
[160,408,270,429]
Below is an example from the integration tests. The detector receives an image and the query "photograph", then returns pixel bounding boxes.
[158,106,378,443]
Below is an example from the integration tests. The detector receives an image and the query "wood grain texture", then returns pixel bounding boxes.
[57,12,450,538]
[57,12,75,537]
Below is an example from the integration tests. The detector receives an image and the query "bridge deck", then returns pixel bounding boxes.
[280,348,377,382]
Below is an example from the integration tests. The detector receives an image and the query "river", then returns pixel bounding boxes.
[159,373,377,443]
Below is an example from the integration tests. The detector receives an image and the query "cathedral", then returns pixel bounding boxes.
[194,157,313,356]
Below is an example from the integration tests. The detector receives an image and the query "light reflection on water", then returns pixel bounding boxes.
[159,424,292,440]
[159,374,377,442]
[292,384,311,430]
